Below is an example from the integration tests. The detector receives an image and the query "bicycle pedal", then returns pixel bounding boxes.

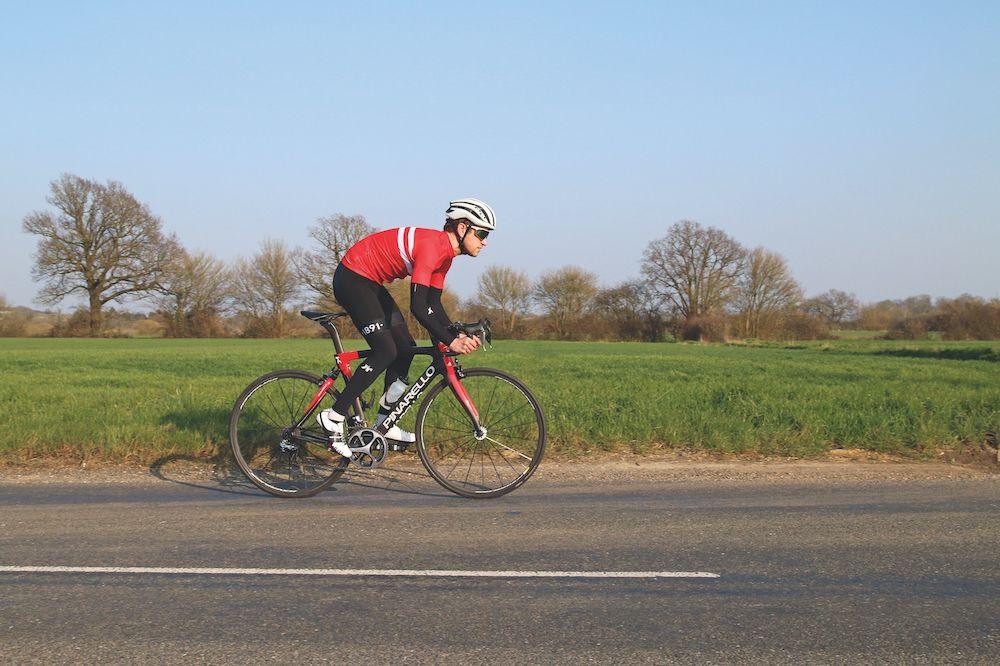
[389,443,409,452]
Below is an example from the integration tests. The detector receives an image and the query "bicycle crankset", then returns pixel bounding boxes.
[347,428,388,468]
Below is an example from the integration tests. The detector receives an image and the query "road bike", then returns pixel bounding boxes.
[229,311,546,499]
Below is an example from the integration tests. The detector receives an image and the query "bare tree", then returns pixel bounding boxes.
[735,247,803,338]
[934,295,1000,340]
[802,289,860,327]
[155,249,232,337]
[22,173,180,335]
[641,220,746,324]
[475,265,533,336]
[533,266,599,340]
[231,239,303,337]
[298,214,375,308]
[593,280,667,342]
[859,294,934,330]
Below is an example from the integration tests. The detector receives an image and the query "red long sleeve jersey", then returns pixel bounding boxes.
[342,227,454,289]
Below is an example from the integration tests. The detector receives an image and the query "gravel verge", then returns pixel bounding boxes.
[1,449,996,485]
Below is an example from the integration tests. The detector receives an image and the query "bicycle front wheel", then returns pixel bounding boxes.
[229,370,348,498]
[415,368,546,498]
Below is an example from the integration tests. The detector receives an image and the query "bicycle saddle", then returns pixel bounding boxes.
[300,310,350,323]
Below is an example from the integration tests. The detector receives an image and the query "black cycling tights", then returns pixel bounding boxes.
[331,264,415,416]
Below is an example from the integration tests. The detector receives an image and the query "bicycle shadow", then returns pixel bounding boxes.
[337,460,455,498]
[153,406,455,499]
[148,451,455,499]
[148,452,262,497]
[151,406,260,496]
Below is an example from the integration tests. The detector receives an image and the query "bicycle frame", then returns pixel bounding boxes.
[300,315,482,439]
[230,310,543,498]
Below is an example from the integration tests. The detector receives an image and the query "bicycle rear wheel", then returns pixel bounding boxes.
[229,370,348,498]
[415,368,546,498]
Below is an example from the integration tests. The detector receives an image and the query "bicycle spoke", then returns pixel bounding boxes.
[427,435,473,468]
[483,435,533,462]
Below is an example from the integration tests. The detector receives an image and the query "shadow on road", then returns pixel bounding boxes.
[148,453,261,496]
[148,453,455,499]
[337,464,455,498]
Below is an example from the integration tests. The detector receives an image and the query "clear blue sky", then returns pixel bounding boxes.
[2,1,998,309]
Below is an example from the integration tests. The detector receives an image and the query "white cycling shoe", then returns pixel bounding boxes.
[316,409,353,458]
[383,424,416,444]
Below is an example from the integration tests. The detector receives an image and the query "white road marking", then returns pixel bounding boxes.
[0,565,719,579]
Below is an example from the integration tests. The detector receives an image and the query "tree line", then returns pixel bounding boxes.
[8,173,1000,341]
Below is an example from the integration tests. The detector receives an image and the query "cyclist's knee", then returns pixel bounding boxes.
[364,327,399,370]
[389,323,415,356]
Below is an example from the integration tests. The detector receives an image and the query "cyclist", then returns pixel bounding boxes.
[317,198,495,457]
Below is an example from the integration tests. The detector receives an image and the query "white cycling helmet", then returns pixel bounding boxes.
[445,198,496,230]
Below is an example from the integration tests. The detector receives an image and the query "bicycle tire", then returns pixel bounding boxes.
[229,369,348,498]
[415,367,546,498]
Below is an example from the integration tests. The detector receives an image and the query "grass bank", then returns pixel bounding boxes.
[0,337,997,465]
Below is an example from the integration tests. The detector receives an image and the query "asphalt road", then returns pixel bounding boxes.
[1,462,998,664]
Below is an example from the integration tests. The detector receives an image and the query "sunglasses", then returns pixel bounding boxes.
[471,228,490,241]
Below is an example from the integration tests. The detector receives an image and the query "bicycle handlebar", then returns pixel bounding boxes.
[449,318,493,348]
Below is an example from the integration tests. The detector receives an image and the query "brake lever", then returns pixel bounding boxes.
[479,317,493,349]
[449,319,493,350]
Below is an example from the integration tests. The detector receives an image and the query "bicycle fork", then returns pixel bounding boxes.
[440,350,486,439]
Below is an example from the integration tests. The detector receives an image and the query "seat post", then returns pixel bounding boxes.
[323,321,346,355]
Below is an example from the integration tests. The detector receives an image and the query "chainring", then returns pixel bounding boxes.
[348,428,389,468]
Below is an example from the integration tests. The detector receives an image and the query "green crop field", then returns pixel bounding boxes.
[0,337,997,465]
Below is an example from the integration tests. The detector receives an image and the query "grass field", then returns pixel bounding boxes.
[0,337,997,465]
